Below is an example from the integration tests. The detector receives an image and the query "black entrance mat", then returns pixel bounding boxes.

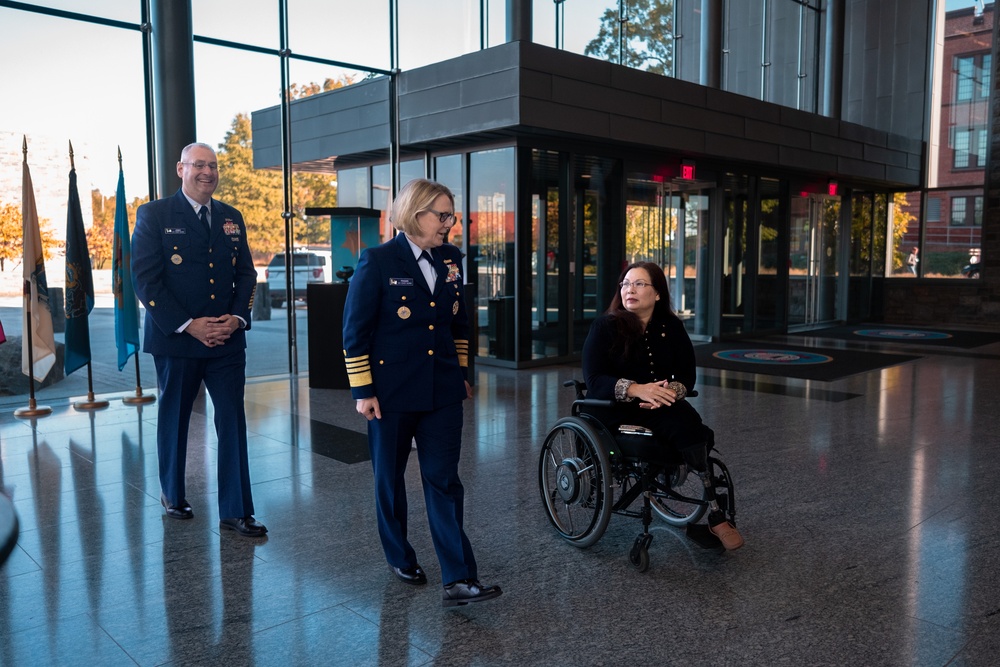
[803,325,1000,349]
[694,342,919,382]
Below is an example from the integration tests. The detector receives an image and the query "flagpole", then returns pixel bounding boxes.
[113,147,156,406]
[14,137,51,419]
[65,142,108,412]
[14,276,51,419]
[123,352,155,405]
[74,360,109,410]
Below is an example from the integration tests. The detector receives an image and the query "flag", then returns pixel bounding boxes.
[112,164,140,370]
[64,164,95,376]
[21,144,57,382]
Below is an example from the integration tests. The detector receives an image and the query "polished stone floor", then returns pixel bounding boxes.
[2,332,1000,666]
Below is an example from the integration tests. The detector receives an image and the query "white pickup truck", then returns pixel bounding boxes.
[264,250,332,308]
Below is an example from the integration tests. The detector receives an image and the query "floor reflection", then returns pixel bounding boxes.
[1,344,999,664]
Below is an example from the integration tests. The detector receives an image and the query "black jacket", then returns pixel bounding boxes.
[583,312,697,401]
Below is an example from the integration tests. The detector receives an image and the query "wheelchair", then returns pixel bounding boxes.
[538,380,738,572]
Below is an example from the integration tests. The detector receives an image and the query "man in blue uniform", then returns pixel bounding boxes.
[131,142,266,538]
[343,179,501,607]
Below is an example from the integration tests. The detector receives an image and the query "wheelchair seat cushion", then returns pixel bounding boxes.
[610,431,677,464]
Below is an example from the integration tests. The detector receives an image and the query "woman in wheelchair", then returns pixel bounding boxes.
[581,261,744,550]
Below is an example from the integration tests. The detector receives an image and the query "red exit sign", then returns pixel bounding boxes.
[680,161,696,180]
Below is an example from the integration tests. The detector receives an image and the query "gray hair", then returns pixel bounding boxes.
[179,142,216,161]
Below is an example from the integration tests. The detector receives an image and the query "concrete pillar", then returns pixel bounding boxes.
[150,0,196,198]
[822,0,845,119]
[507,0,532,42]
[700,0,722,88]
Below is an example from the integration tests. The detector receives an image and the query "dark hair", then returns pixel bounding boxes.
[604,262,675,359]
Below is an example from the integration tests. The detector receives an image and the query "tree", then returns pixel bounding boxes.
[88,189,147,270]
[286,76,353,101]
[215,77,352,262]
[0,199,58,272]
[585,0,675,75]
[214,113,289,261]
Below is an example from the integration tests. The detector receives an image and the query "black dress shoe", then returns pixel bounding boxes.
[219,516,268,537]
[160,495,193,520]
[442,579,503,608]
[392,565,427,585]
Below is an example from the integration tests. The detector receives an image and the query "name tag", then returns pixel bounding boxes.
[165,228,186,234]
[389,278,413,286]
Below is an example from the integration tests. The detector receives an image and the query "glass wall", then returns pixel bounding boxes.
[336,167,370,208]
[434,154,465,249]
[527,150,562,358]
[0,0,417,402]
[899,1,990,279]
[288,0,390,70]
[624,171,712,338]
[469,147,516,361]
[720,174,787,337]
[755,177,785,332]
[0,6,151,402]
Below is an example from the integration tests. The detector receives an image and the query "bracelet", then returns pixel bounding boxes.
[614,378,636,402]
[666,381,687,400]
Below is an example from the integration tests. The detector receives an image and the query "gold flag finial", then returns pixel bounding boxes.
[117,145,122,167]
[69,140,76,170]
[22,135,27,159]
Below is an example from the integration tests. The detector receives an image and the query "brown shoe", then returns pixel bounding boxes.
[709,520,745,550]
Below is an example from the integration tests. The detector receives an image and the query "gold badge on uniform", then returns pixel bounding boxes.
[171,254,182,265]
[397,306,411,319]
[452,301,459,315]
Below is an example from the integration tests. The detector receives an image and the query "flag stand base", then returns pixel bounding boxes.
[123,392,156,405]
[15,400,52,419]
[74,392,110,411]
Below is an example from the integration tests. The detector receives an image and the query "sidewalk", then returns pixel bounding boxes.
[0,295,309,409]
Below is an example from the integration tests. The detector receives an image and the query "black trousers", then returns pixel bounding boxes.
[592,400,714,460]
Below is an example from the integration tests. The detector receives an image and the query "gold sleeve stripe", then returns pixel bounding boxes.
[347,370,373,387]
[455,339,469,368]
[344,354,373,387]
[248,283,256,309]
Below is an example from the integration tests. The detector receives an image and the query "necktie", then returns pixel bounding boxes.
[199,205,209,231]
[419,251,436,290]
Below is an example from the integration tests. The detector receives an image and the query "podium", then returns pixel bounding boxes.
[307,283,350,389]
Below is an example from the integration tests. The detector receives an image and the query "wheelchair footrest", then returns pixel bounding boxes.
[685,524,724,549]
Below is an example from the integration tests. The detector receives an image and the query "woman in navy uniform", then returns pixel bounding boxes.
[343,179,501,607]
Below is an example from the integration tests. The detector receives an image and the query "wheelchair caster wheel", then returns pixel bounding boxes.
[629,535,652,572]
[629,545,650,572]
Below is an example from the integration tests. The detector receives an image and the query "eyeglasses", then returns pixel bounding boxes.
[619,280,652,290]
[424,208,456,224]
[181,161,219,171]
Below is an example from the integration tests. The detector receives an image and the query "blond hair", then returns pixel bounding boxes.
[389,178,454,235]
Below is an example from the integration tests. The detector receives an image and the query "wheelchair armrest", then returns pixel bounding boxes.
[575,398,617,410]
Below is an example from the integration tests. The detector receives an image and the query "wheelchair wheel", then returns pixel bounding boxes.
[538,417,613,548]
[629,534,652,572]
[650,464,709,527]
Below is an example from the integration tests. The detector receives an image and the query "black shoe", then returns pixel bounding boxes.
[160,494,193,520]
[442,579,502,608]
[392,565,427,585]
[219,516,268,537]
